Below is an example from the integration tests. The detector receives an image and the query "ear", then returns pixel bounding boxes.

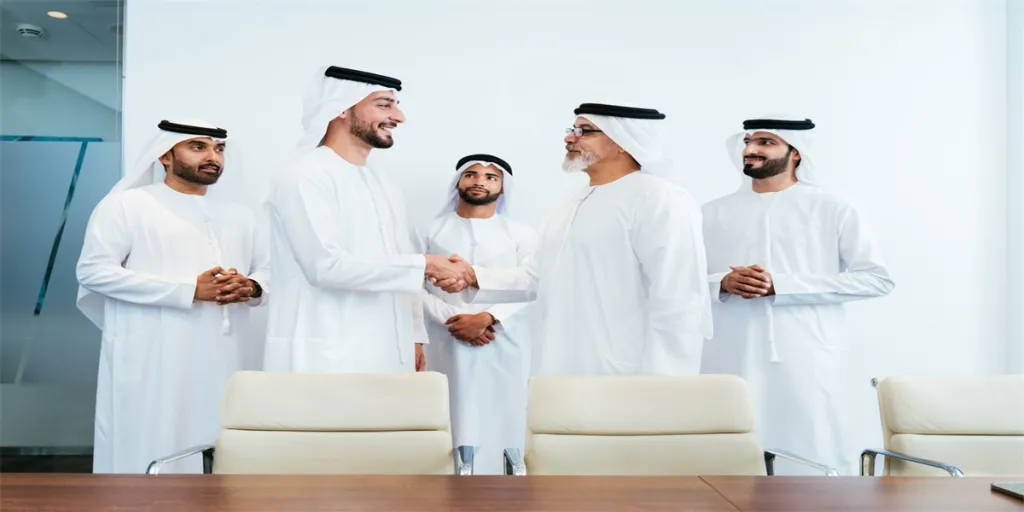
[157,149,173,167]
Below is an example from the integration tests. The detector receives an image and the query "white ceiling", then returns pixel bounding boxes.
[1,0,122,62]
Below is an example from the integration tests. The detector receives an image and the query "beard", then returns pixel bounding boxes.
[350,111,396,149]
[171,157,221,185]
[457,186,500,206]
[562,148,600,173]
[743,146,792,180]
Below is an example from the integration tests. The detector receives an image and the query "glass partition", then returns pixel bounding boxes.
[0,0,124,472]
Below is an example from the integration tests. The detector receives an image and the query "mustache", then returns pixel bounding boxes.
[198,162,221,171]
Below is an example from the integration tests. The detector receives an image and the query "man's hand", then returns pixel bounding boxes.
[194,266,225,302]
[426,254,475,293]
[214,268,260,305]
[445,313,495,346]
[415,343,426,371]
[721,265,774,299]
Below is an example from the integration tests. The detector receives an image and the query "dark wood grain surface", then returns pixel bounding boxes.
[0,474,739,512]
[701,476,1024,512]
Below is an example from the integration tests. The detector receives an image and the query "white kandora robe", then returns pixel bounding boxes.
[468,171,710,376]
[701,181,894,475]
[417,212,537,474]
[263,146,428,373]
[77,182,270,473]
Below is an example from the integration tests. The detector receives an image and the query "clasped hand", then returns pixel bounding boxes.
[445,313,495,346]
[425,254,475,293]
[195,266,258,305]
[721,264,775,299]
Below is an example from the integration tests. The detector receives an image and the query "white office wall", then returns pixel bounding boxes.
[124,0,1011,458]
[1007,0,1024,374]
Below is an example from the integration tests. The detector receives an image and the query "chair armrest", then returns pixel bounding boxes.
[454,445,476,476]
[860,448,964,477]
[503,448,526,476]
[764,448,839,476]
[146,444,216,474]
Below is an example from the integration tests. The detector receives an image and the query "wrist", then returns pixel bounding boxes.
[249,279,263,298]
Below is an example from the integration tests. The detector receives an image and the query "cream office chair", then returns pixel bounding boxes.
[146,371,475,475]
[503,374,837,476]
[861,375,1024,477]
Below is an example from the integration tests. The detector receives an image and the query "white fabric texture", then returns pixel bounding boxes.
[76,181,270,474]
[579,113,681,186]
[416,212,537,474]
[436,160,513,218]
[263,146,428,373]
[466,171,710,376]
[724,113,821,186]
[296,66,396,153]
[701,180,894,475]
[76,119,232,326]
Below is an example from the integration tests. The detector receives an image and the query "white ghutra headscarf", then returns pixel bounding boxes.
[573,102,684,186]
[296,65,403,153]
[436,153,514,218]
[724,114,820,186]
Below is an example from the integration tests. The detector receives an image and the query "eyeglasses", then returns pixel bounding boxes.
[565,127,603,137]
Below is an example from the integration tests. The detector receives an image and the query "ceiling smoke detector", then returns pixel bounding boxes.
[16,23,45,38]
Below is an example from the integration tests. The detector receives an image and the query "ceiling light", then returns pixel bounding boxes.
[47,11,68,19]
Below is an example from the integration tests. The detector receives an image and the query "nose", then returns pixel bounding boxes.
[564,132,577,144]
[392,104,407,124]
[206,147,224,165]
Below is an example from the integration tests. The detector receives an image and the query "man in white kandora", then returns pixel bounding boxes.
[437,103,712,376]
[264,65,472,374]
[700,116,895,475]
[417,153,538,474]
[76,119,270,473]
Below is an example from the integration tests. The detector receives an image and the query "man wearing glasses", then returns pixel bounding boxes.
[436,103,711,377]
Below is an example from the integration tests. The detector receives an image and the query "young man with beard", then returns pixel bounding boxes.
[416,154,537,474]
[264,66,472,374]
[76,119,270,473]
[700,116,894,475]
[436,103,711,377]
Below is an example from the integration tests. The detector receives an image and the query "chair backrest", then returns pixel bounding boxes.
[524,374,766,476]
[876,375,1024,476]
[212,371,455,474]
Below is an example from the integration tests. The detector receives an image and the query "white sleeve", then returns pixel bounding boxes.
[245,205,271,307]
[410,293,429,344]
[466,254,539,304]
[466,220,543,305]
[269,169,426,292]
[771,204,895,306]
[76,196,196,309]
[484,224,540,332]
[420,289,471,325]
[707,271,734,304]
[633,189,709,375]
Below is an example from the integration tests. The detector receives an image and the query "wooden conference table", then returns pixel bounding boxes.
[1,473,1021,511]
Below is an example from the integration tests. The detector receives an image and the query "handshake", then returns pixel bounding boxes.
[425,254,475,293]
